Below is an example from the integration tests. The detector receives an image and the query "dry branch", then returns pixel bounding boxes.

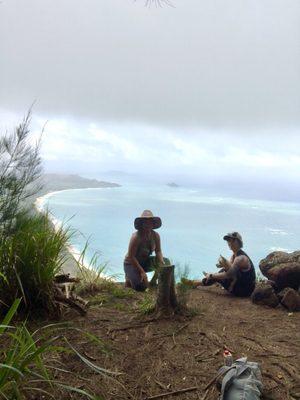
[144,385,198,400]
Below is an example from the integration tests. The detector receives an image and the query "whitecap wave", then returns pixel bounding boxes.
[269,247,291,253]
[266,228,289,236]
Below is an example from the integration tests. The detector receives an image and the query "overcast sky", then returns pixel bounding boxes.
[0,0,300,194]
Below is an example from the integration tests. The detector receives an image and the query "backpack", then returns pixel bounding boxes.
[218,357,263,400]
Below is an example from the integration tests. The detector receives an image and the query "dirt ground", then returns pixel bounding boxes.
[38,285,300,400]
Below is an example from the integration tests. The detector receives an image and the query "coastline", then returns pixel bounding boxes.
[34,188,110,278]
[33,183,300,279]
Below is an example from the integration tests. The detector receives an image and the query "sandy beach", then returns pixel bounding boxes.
[34,187,115,278]
[35,190,92,277]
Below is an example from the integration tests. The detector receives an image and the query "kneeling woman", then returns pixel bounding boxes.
[124,210,170,291]
[202,232,256,297]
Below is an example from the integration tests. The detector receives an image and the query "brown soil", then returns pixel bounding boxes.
[34,285,300,400]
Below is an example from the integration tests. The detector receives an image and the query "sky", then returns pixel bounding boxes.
[0,0,300,199]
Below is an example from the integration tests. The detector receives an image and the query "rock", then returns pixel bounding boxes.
[167,182,179,188]
[259,251,300,290]
[277,288,300,312]
[251,282,280,308]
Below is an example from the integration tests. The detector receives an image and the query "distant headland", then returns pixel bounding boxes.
[38,173,121,196]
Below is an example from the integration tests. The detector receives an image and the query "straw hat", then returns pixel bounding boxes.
[134,210,162,230]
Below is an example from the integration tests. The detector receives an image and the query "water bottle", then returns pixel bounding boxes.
[223,349,233,366]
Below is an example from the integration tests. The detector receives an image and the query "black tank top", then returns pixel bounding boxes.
[234,249,256,295]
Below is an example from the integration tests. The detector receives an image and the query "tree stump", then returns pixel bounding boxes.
[156,264,178,315]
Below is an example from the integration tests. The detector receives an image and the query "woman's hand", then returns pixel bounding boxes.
[217,255,231,271]
[139,268,148,284]
[202,273,214,286]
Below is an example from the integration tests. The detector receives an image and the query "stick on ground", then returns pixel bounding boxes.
[144,386,198,400]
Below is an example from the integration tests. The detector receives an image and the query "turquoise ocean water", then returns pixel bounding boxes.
[38,182,300,280]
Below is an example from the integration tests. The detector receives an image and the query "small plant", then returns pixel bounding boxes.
[256,271,266,282]
[137,292,156,314]
[175,262,191,283]
[110,285,135,299]
[174,262,194,309]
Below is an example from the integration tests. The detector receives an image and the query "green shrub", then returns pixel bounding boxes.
[0,110,42,237]
[0,212,71,313]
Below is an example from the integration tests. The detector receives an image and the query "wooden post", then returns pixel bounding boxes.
[156,265,178,315]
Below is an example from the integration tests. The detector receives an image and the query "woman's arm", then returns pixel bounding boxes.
[209,255,249,281]
[154,232,165,265]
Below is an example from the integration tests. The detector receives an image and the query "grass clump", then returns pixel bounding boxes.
[75,242,136,301]
[256,271,266,282]
[137,292,156,315]
[175,262,191,282]
[0,299,106,399]
[74,242,112,296]
[174,262,195,310]
[0,212,71,314]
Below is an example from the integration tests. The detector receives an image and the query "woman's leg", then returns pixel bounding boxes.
[124,263,147,292]
[125,278,132,288]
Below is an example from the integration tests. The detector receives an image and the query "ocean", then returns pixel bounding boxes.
[36,181,300,280]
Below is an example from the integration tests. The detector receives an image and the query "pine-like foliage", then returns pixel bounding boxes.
[0,111,42,235]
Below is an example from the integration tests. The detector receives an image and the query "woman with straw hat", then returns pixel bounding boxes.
[124,210,171,291]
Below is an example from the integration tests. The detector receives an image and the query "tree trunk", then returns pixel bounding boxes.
[156,265,178,315]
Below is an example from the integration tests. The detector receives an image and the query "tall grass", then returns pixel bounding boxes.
[175,262,191,282]
[0,299,122,399]
[74,241,113,296]
[0,211,71,313]
[0,299,55,399]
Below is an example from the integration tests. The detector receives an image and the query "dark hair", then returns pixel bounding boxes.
[231,232,243,248]
[236,239,243,248]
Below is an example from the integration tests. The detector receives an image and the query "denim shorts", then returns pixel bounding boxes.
[124,256,170,292]
[124,263,148,292]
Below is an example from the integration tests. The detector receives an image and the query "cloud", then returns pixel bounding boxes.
[0,0,299,129]
[7,112,294,182]
[88,124,140,160]
[2,107,300,204]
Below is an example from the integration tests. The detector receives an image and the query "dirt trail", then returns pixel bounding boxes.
[53,286,300,400]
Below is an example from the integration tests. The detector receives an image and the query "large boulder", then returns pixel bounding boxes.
[251,282,280,308]
[277,288,300,312]
[259,251,300,291]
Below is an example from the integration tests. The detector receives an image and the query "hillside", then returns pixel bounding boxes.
[38,173,121,196]
[33,284,300,400]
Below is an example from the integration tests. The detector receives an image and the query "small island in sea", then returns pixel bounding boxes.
[38,173,121,196]
[167,182,179,188]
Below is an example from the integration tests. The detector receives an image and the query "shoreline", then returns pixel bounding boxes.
[33,185,298,279]
[34,188,112,278]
